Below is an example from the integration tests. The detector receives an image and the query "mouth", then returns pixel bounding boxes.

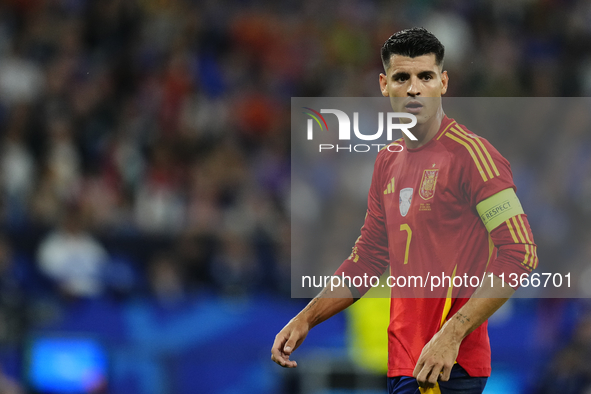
[404,101,424,114]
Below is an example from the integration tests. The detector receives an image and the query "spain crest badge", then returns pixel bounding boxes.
[419,169,439,200]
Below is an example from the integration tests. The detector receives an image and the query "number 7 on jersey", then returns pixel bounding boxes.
[400,224,412,265]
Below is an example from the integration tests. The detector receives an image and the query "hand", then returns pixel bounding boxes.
[271,318,309,368]
[412,329,461,388]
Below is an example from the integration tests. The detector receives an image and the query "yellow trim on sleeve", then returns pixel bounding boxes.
[476,188,524,232]
[518,214,532,243]
[454,126,500,176]
[474,137,500,176]
[445,133,488,182]
[436,120,457,140]
[511,216,527,243]
[485,234,494,271]
[450,127,494,179]
[522,244,531,267]
[506,219,519,243]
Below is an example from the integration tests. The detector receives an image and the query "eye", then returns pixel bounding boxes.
[396,76,408,82]
[422,75,432,81]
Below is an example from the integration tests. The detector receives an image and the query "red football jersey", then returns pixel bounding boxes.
[336,115,536,378]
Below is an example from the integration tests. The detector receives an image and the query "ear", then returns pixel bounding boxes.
[441,71,449,95]
[379,73,389,97]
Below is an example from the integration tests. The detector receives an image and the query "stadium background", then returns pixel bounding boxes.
[0,0,586,393]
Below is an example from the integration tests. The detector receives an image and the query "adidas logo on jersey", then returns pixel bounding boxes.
[384,177,395,194]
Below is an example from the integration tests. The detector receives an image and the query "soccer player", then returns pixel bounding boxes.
[272,27,537,394]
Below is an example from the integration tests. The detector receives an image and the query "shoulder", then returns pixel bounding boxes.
[379,138,404,152]
[438,120,507,168]
[376,138,404,161]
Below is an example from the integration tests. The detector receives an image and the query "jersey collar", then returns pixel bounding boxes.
[406,115,456,152]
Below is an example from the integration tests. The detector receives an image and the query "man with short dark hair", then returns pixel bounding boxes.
[272,27,537,394]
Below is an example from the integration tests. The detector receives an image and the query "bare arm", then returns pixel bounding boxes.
[413,274,515,387]
[271,285,356,368]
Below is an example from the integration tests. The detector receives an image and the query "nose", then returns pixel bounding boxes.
[407,77,420,97]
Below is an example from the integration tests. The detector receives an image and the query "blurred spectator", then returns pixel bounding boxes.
[0,236,26,344]
[147,252,186,306]
[44,116,81,201]
[0,46,44,105]
[174,230,214,289]
[0,368,23,394]
[134,141,185,233]
[37,206,109,299]
[533,314,591,394]
[0,106,35,226]
[210,233,258,296]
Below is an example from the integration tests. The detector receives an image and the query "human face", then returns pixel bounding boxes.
[379,54,448,124]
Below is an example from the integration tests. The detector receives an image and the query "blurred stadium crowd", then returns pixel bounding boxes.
[0,0,586,392]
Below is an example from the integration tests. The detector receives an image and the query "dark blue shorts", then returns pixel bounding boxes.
[387,364,487,394]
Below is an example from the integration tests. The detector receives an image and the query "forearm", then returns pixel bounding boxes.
[440,273,514,342]
[271,284,356,368]
[293,285,356,329]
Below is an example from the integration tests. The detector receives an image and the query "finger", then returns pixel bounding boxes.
[271,335,287,356]
[271,349,296,368]
[282,358,298,368]
[284,333,298,355]
[415,364,432,387]
[440,363,452,382]
[271,331,301,368]
[271,353,285,366]
[271,335,288,364]
[412,359,424,378]
[427,363,443,385]
[271,353,298,368]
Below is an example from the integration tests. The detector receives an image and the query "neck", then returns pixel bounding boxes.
[403,107,445,149]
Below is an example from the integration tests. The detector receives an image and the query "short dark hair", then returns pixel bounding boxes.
[381,27,444,70]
